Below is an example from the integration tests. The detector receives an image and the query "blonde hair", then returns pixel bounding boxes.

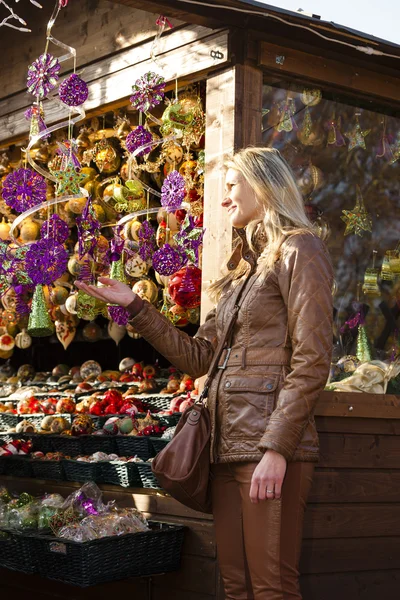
[208,147,315,302]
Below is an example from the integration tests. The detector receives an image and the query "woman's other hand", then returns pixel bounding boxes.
[249,449,287,503]
[75,277,135,308]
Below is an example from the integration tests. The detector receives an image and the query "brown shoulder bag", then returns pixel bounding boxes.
[151,273,253,513]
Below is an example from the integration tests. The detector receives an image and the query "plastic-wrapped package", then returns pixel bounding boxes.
[5,498,39,530]
[57,508,149,542]
[38,493,65,530]
[62,482,113,516]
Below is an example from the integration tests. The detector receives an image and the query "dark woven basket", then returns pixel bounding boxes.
[50,435,83,455]
[63,459,100,483]
[100,460,142,488]
[14,433,54,454]
[0,529,37,574]
[137,462,161,489]
[0,413,18,430]
[150,437,170,455]
[160,414,181,427]
[18,413,72,430]
[31,459,64,481]
[144,396,174,412]
[1,456,33,478]
[81,434,117,455]
[115,436,155,460]
[29,522,184,587]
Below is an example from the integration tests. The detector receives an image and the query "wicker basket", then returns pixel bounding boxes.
[0,529,37,573]
[81,434,117,455]
[63,459,100,483]
[29,522,185,587]
[0,413,18,430]
[149,437,170,455]
[115,436,154,460]
[31,459,64,481]
[15,433,55,454]
[1,456,33,478]
[100,460,142,488]
[50,435,83,455]
[137,462,162,489]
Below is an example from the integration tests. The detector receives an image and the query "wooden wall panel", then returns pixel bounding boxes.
[0,0,173,100]
[300,570,400,600]
[310,469,400,503]
[318,432,400,468]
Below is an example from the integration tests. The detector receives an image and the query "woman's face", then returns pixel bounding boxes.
[222,168,262,228]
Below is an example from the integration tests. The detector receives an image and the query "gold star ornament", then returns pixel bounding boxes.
[341,186,372,237]
[50,161,86,196]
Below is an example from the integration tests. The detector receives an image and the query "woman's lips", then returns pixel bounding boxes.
[228,205,237,214]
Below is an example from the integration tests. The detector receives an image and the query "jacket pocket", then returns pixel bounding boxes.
[222,373,279,439]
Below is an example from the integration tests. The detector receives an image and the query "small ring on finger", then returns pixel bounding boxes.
[266,489,275,494]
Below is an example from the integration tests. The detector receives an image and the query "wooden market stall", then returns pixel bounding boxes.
[0,1,400,598]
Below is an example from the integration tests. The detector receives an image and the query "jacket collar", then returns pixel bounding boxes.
[226,228,258,271]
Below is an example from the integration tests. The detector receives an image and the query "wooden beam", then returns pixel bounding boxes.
[0,26,229,145]
[316,390,400,419]
[201,64,262,318]
[259,40,400,106]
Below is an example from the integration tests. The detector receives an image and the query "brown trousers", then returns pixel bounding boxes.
[211,461,314,600]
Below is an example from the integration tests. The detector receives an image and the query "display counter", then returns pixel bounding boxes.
[1,390,399,600]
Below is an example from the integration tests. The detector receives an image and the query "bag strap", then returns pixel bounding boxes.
[199,269,255,402]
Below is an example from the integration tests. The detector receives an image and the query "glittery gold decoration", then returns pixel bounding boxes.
[362,268,380,297]
[76,289,107,320]
[27,284,55,337]
[341,187,372,237]
[345,114,371,151]
[110,257,127,283]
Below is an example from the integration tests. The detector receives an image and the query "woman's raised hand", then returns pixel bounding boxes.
[75,277,136,308]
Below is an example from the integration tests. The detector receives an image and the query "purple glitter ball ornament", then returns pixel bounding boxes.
[125,126,153,156]
[2,168,47,213]
[108,305,130,326]
[161,170,186,212]
[25,239,69,286]
[59,73,89,107]
[27,53,61,99]
[152,244,187,276]
[130,72,166,113]
[41,214,70,244]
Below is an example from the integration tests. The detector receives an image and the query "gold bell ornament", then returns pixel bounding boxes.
[27,285,55,337]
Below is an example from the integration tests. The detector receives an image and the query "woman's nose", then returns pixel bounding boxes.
[221,195,231,208]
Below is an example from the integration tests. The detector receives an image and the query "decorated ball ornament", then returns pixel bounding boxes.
[125,126,153,156]
[59,73,89,107]
[152,243,187,276]
[40,214,70,244]
[130,71,166,113]
[27,53,61,99]
[2,168,47,213]
[25,239,68,286]
[168,265,202,308]
[161,170,186,212]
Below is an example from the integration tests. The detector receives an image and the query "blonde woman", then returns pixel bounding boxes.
[77,147,333,599]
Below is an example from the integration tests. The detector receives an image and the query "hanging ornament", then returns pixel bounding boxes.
[138,220,156,262]
[300,88,322,106]
[25,239,68,286]
[56,139,81,170]
[356,323,372,363]
[130,72,166,113]
[381,249,400,281]
[2,168,47,213]
[114,116,132,140]
[40,214,70,244]
[345,113,371,151]
[362,251,380,297]
[92,138,121,174]
[108,305,130,326]
[24,102,49,140]
[50,162,86,196]
[341,186,372,237]
[113,180,146,213]
[76,197,101,259]
[275,96,297,132]
[125,253,148,278]
[125,126,153,156]
[76,290,107,321]
[55,316,77,350]
[15,329,32,350]
[376,118,393,161]
[0,218,11,241]
[26,53,61,99]
[132,278,159,304]
[27,285,55,337]
[107,321,126,345]
[174,214,204,266]
[82,321,102,343]
[168,265,202,308]
[152,244,187,276]
[161,170,186,212]
[59,73,89,107]
[325,115,346,147]
[297,163,324,199]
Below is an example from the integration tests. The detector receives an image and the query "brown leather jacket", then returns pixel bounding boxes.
[128,230,333,464]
